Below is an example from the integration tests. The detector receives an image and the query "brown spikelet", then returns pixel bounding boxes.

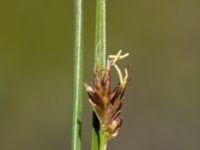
[84,51,129,139]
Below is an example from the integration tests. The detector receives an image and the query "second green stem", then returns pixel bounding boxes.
[92,0,106,149]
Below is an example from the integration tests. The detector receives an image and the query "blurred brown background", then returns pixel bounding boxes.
[0,0,200,150]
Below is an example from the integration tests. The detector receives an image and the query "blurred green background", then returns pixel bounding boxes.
[0,0,200,150]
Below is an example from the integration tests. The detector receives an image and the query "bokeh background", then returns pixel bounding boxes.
[0,0,200,150]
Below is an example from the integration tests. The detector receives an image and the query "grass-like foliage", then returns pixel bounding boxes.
[71,0,129,150]
[71,0,84,149]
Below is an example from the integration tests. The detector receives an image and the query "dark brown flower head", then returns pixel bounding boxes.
[84,50,129,139]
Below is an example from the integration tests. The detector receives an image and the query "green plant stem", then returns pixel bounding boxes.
[99,129,108,150]
[92,0,106,149]
[94,0,106,70]
[71,0,84,149]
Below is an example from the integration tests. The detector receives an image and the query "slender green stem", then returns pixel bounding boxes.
[92,0,106,149]
[71,0,84,149]
[99,129,108,150]
[94,0,106,71]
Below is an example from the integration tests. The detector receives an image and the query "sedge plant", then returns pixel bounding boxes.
[85,0,130,149]
[71,0,129,150]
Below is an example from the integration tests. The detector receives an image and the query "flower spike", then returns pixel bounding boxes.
[84,50,129,140]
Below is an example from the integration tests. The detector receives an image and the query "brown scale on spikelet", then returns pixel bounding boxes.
[84,50,129,139]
